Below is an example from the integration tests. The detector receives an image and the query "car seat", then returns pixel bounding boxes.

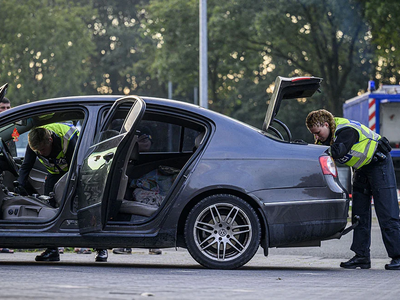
[1,173,68,220]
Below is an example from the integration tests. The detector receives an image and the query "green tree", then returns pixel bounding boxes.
[140,0,374,128]
[251,0,373,116]
[141,0,268,112]
[81,0,167,98]
[0,0,96,105]
[361,0,400,85]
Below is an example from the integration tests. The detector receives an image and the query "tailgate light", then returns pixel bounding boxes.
[291,77,311,82]
[319,156,337,177]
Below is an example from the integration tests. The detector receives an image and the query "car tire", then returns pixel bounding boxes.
[184,194,261,269]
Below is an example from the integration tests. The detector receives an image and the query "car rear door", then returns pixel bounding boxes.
[77,96,145,234]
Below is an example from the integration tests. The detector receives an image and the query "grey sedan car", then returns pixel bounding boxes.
[0,77,352,269]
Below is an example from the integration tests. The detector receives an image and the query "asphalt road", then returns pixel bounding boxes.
[0,216,399,300]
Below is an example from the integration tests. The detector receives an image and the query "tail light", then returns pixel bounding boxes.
[319,156,337,177]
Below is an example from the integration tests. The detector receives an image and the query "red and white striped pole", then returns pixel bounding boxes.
[368,80,376,132]
[368,98,376,131]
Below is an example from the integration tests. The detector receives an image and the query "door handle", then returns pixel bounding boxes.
[103,152,114,162]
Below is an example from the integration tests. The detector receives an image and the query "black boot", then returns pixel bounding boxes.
[385,258,400,270]
[35,248,60,262]
[95,249,108,262]
[340,255,370,269]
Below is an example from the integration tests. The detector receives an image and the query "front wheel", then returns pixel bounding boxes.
[184,194,261,269]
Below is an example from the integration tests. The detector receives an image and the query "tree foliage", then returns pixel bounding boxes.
[0,0,95,105]
[1,0,399,141]
[80,0,168,98]
[361,0,400,85]
[138,0,374,138]
[251,0,373,116]
[141,0,269,110]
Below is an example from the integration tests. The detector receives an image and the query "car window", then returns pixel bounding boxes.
[12,120,80,157]
[0,111,85,158]
[15,131,29,157]
[138,119,203,153]
[140,120,179,152]
[183,128,203,152]
[100,107,206,154]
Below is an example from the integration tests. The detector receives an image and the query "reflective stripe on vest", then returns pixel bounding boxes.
[334,117,380,169]
[37,123,78,174]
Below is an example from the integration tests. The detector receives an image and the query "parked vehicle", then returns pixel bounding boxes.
[344,81,400,195]
[0,77,353,269]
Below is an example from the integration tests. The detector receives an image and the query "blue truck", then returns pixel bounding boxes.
[343,82,400,192]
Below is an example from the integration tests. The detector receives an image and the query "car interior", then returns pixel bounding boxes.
[0,109,85,221]
[102,110,206,223]
[0,107,206,225]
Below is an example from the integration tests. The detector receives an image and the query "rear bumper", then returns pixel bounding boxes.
[261,197,350,247]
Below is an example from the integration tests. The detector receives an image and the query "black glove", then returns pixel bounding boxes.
[14,185,28,196]
[378,137,392,154]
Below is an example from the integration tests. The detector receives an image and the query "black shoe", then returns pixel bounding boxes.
[385,258,400,270]
[35,248,60,262]
[149,248,162,255]
[95,249,108,262]
[113,248,132,255]
[340,255,370,269]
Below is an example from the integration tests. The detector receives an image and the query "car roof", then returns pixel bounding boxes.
[0,94,233,128]
[3,95,204,113]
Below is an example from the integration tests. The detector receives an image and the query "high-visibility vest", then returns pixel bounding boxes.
[36,123,78,174]
[333,117,380,169]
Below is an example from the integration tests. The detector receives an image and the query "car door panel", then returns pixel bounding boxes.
[77,96,145,234]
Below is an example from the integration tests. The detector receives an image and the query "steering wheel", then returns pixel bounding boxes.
[0,138,19,176]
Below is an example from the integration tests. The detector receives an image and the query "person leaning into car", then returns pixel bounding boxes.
[306,109,400,270]
[17,123,78,198]
[16,123,108,262]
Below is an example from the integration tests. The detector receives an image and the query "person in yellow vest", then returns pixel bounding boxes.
[306,109,400,270]
[17,123,78,196]
[16,123,108,263]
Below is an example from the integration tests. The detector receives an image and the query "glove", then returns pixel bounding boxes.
[14,185,28,196]
[378,137,392,154]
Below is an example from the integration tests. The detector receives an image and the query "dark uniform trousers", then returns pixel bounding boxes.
[351,153,400,259]
[44,173,65,195]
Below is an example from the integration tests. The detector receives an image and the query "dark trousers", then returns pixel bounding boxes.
[351,153,400,259]
[44,172,65,253]
[44,173,64,195]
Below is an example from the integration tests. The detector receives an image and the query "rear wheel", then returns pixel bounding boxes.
[184,194,261,269]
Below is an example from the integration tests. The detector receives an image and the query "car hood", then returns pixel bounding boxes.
[262,76,323,131]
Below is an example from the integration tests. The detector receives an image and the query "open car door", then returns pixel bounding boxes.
[263,76,322,133]
[0,83,8,102]
[77,96,145,234]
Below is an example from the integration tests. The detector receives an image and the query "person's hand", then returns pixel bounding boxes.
[14,185,28,196]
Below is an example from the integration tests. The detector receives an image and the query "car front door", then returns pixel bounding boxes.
[77,96,145,233]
